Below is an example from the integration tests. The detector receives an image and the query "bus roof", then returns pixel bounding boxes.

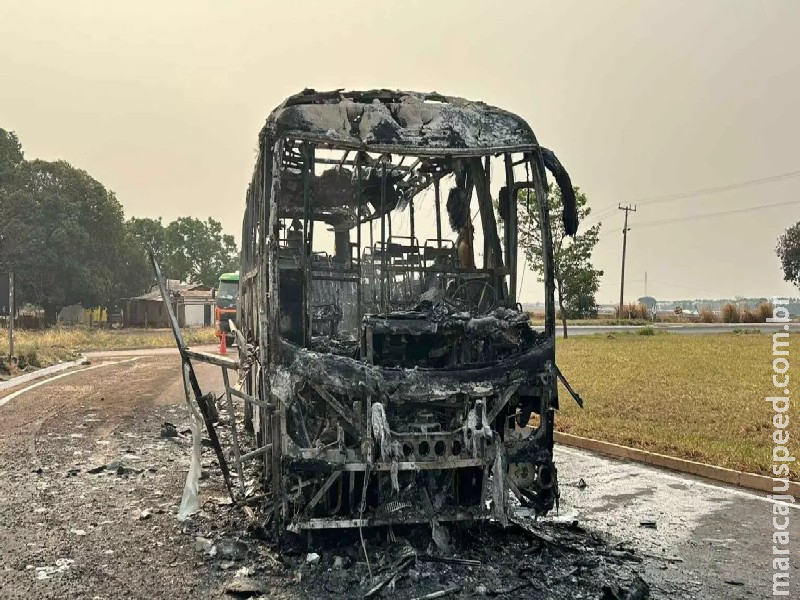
[262,89,538,155]
[218,272,239,283]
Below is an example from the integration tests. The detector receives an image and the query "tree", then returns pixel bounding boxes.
[777,223,800,290]
[128,216,240,287]
[111,224,154,310]
[517,184,603,338]
[162,217,238,287]
[0,129,23,186]
[562,261,602,319]
[0,157,132,321]
[1,129,240,322]
[127,217,167,267]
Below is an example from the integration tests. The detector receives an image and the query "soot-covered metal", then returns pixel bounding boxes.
[167,89,582,534]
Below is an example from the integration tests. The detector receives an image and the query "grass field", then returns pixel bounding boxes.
[0,327,217,379]
[556,332,798,480]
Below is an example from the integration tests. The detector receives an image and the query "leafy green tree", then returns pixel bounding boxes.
[0,129,23,186]
[777,223,800,290]
[562,261,603,319]
[127,217,167,267]
[111,224,154,309]
[163,217,238,287]
[127,216,238,287]
[517,184,603,338]
[0,157,132,321]
[1,130,240,322]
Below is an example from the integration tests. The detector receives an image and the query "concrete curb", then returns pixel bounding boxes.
[82,344,219,360]
[0,356,87,394]
[554,432,800,497]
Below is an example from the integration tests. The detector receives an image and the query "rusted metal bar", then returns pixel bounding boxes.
[554,364,584,408]
[184,349,239,370]
[265,139,284,519]
[240,444,273,462]
[227,320,248,356]
[434,178,442,248]
[409,587,461,600]
[530,152,556,339]
[222,367,246,496]
[356,159,363,325]
[302,142,313,347]
[289,458,488,472]
[504,153,517,304]
[303,471,342,516]
[471,157,503,273]
[308,382,362,438]
[288,510,491,531]
[486,383,520,426]
[148,249,236,503]
[229,386,273,411]
[380,161,387,312]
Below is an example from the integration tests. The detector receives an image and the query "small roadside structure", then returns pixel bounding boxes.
[124,280,214,328]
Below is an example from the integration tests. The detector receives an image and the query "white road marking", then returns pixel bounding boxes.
[0,358,141,408]
[557,445,799,510]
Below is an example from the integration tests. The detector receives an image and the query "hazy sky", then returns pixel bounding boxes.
[2,0,799,303]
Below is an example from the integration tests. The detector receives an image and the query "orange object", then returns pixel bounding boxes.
[220,331,227,355]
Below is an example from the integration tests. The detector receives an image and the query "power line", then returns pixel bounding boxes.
[583,168,800,228]
[633,198,800,229]
[632,169,800,206]
[581,206,618,228]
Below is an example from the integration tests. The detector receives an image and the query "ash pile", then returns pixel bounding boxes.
[190,501,650,599]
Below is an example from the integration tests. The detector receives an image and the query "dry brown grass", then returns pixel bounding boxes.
[741,307,758,323]
[756,302,774,322]
[0,327,217,379]
[721,303,740,323]
[615,303,650,320]
[698,307,717,322]
[556,332,798,480]
[656,313,699,323]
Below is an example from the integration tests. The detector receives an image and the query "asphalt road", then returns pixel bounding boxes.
[556,446,800,597]
[0,354,797,598]
[561,322,787,336]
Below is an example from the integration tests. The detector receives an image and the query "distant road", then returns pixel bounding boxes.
[559,322,787,336]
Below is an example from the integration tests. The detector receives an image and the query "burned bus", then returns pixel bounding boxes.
[223,89,580,531]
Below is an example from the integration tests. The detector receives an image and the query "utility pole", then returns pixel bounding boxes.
[618,205,636,315]
[8,272,14,361]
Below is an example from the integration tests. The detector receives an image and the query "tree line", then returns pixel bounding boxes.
[0,129,238,322]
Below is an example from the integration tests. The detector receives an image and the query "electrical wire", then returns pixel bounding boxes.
[632,169,800,206]
[633,199,800,229]
[583,168,800,229]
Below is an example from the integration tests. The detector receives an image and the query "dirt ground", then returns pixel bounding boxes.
[0,357,225,598]
[0,355,736,599]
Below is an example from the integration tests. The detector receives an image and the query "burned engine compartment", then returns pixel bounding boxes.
[271,305,560,529]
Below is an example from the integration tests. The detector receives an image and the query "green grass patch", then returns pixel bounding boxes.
[556,332,798,480]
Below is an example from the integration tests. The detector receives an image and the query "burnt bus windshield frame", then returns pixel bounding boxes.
[264,142,557,348]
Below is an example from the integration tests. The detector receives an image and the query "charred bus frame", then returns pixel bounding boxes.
[162,89,581,532]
